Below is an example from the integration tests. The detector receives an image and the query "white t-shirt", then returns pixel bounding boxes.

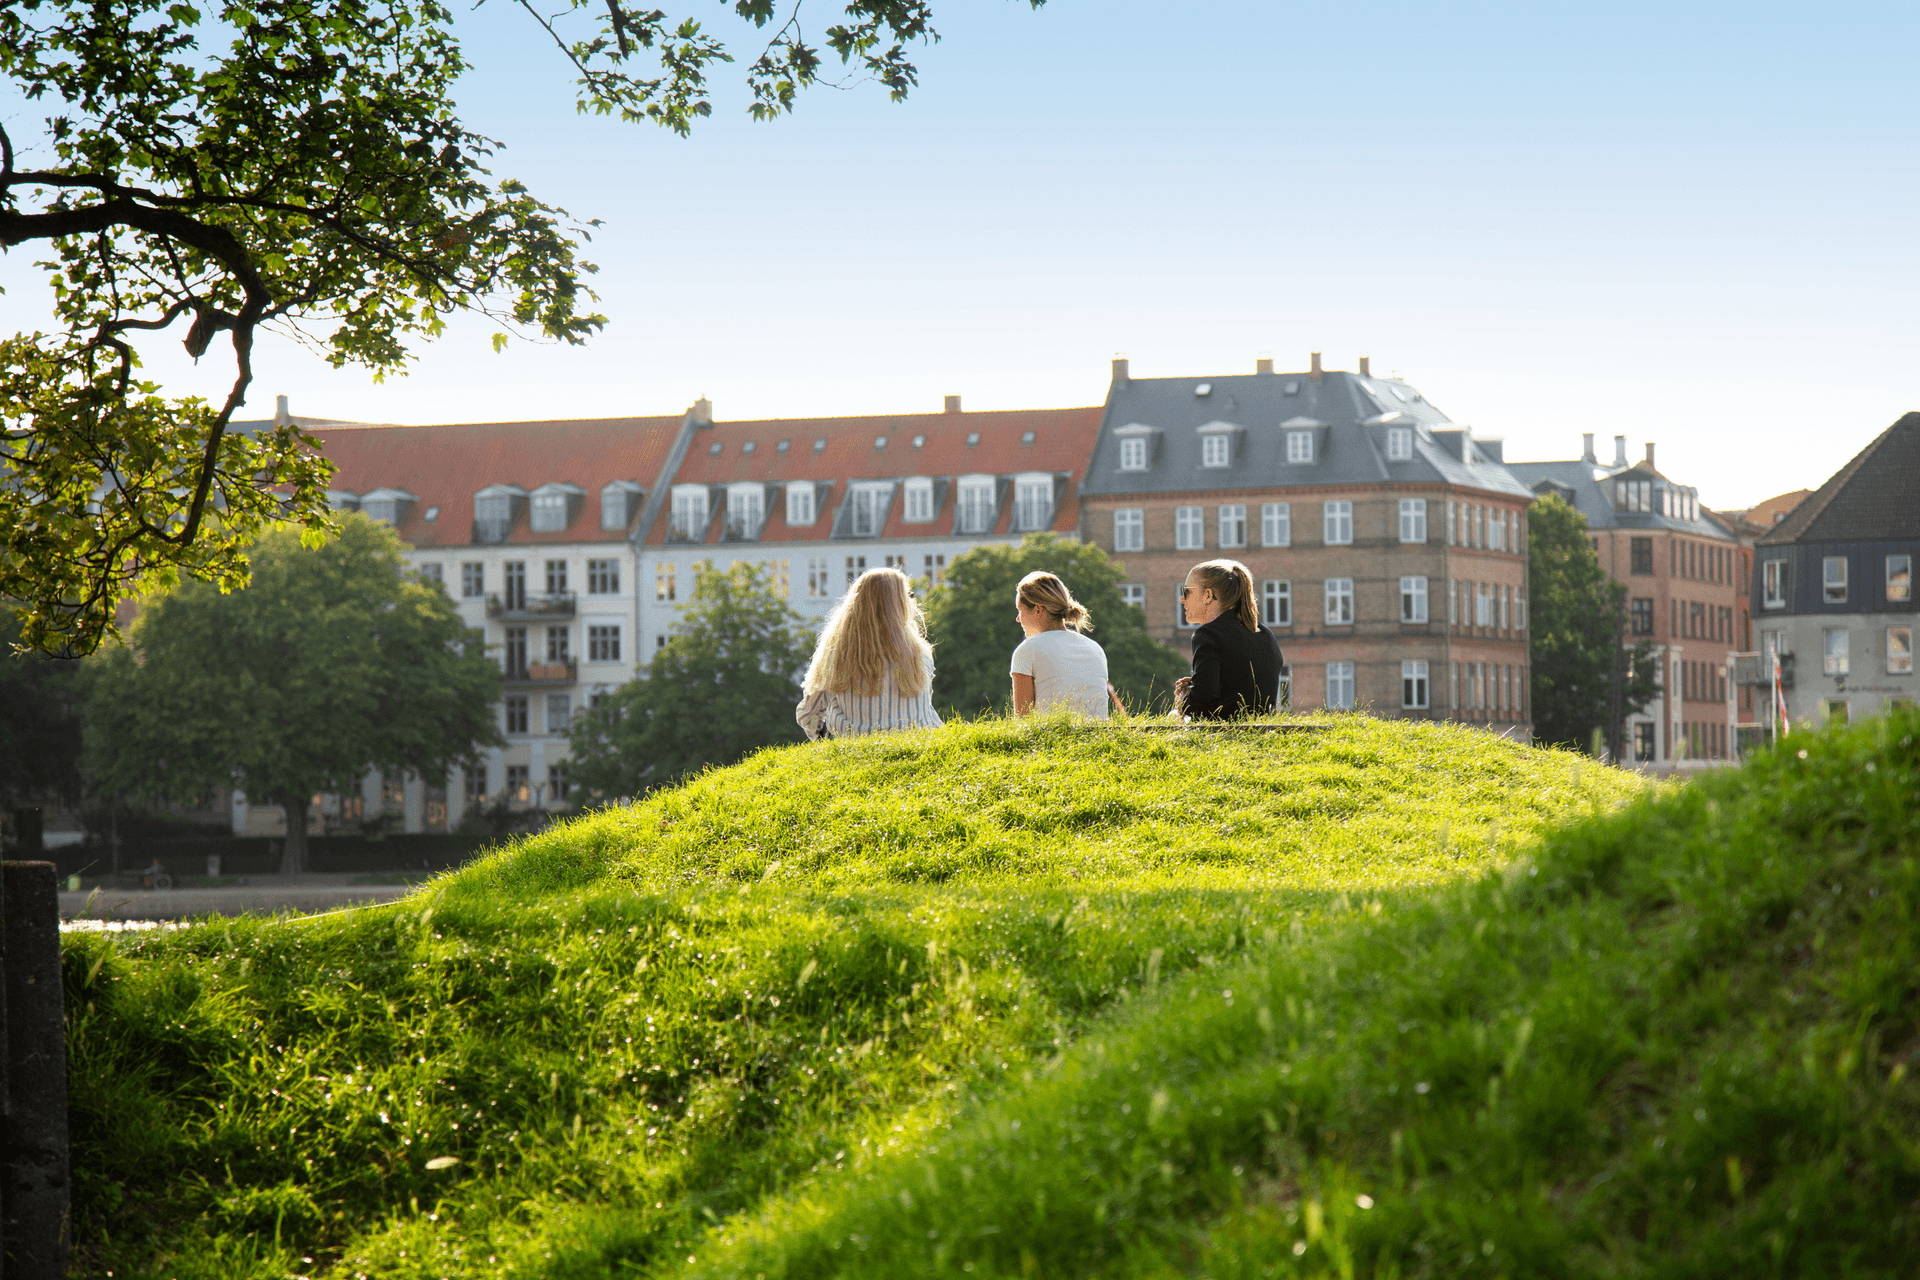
[1010,628,1110,718]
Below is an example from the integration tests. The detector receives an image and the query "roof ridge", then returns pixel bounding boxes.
[1758,413,1911,545]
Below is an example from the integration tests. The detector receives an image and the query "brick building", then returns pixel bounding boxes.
[1511,434,1747,767]
[1078,356,1535,729]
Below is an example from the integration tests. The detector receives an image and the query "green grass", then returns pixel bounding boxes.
[65,713,1634,1278]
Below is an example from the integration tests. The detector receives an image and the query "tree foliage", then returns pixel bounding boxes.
[568,562,813,800]
[1527,494,1658,753]
[921,533,1188,719]
[80,514,502,872]
[0,0,999,656]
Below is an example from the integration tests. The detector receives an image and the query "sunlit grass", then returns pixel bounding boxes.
[65,714,1640,1277]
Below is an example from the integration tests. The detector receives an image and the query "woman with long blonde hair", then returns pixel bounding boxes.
[795,567,944,740]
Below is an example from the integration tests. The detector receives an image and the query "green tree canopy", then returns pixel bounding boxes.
[921,533,1188,719]
[568,562,813,800]
[1527,494,1658,754]
[80,514,502,872]
[0,0,1012,656]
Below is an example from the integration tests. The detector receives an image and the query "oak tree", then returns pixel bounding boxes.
[1,0,988,655]
[80,514,502,873]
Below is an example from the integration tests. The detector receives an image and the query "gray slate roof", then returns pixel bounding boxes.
[1506,457,1734,541]
[1080,369,1534,499]
[1758,412,1920,546]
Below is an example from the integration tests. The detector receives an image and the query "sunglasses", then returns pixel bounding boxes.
[1179,585,1208,600]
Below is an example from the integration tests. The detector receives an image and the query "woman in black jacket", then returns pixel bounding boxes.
[1174,559,1286,720]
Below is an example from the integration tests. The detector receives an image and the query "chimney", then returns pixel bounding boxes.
[1358,354,1370,377]
[1581,432,1596,464]
[691,397,713,425]
[275,394,290,426]
[1644,441,1656,470]
[1613,434,1628,468]
[1111,356,1129,384]
[1461,424,1474,466]
[1255,357,1274,375]
[944,395,961,414]
[1309,351,1323,382]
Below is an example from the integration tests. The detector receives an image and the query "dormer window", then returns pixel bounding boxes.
[1613,478,1651,512]
[956,475,995,534]
[850,483,890,537]
[903,478,935,523]
[669,485,709,542]
[1286,431,1314,464]
[1014,473,1054,532]
[473,485,525,543]
[726,483,765,539]
[529,484,583,533]
[786,484,816,527]
[600,481,642,531]
[1386,427,1413,461]
[1202,435,1230,468]
[1121,438,1147,470]
[360,488,416,525]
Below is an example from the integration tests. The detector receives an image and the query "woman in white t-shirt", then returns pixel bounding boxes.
[1008,571,1123,718]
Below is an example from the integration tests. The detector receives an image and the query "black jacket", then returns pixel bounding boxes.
[1187,613,1285,720]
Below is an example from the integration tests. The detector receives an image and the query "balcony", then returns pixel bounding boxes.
[504,659,577,686]
[1733,652,1793,689]
[487,592,576,621]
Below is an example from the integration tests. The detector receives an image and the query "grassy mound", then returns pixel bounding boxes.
[695,709,1920,1279]
[64,715,1633,1278]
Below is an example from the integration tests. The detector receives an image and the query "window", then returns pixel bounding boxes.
[530,489,571,532]
[1823,628,1849,676]
[727,487,765,539]
[1121,584,1145,611]
[545,625,569,663]
[588,625,621,662]
[1262,580,1291,627]
[958,480,995,534]
[1402,660,1429,709]
[1386,427,1413,461]
[586,559,618,594]
[767,558,791,597]
[1326,662,1355,710]
[671,488,708,541]
[1888,554,1912,603]
[464,768,486,806]
[1218,504,1247,548]
[965,432,980,447]
[601,484,633,530]
[505,763,530,803]
[1450,662,1459,710]
[912,435,924,449]
[1114,509,1144,553]
[503,560,527,610]
[807,557,831,599]
[1825,700,1849,725]
[1398,498,1426,543]
[1633,722,1655,762]
[1120,437,1148,471]
[1261,502,1290,547]
[655,562,676,602]
[474,490,517,542]
[547,762,570,804]
[1824,556,1848,603]
[1323,500,1353,545]
[1201,434,1231,468]
[1488,510,1505,551]
[873,436,888,450]
[1446,501,1456,545]
[1763,559,1788,608]
[1890,627,1913,675]
[1476,582,1491,627]
[1447,579,1458,626]
[417,562,443,589]
[462,562,484,598]
[1502,585,1512,630]
[923,554,946,588]
[1286,431,1314,463]
[545,693,571,735]
[1630,537,1654,575]
[851,485,886,537]
[904,480,934,523]
[1324,578,1354,625]
[845,555,867,585]
[1400,576,1428,623]
[1015,479,1053,531]
[505,695,529,735]
[545,559,568,594]
[1631,597,1653,635]
[787,485,816,527]
[1475,506,1485,547]
[1175,506,1204,551]
[1613,478,1651,512]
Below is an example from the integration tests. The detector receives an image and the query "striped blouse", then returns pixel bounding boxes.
[795,655,944,741]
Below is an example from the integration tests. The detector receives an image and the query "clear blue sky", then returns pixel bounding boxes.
[5,0,1917,509]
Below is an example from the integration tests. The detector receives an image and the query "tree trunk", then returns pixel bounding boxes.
[279,792,311,878]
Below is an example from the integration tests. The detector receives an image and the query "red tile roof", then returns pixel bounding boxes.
[308,416,685,549]
[648,406,1103,545]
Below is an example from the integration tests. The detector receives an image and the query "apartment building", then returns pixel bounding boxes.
[636,397,1105,645]
[1751,412,1918,727]
[1078,356,1534,729]
[309,409,688,827]
[1510,434,1746,767]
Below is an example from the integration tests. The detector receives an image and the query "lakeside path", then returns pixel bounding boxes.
[60,872,422,923]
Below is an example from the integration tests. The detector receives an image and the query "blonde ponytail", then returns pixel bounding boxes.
[1191,559,1259,631]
